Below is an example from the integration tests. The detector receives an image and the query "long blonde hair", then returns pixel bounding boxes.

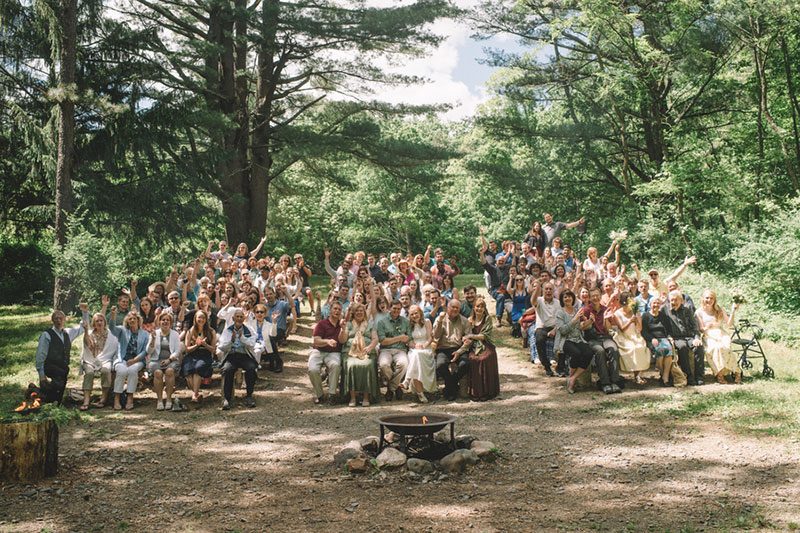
[702,289,724,319]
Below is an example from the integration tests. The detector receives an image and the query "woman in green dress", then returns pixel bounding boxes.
[338,302,380,407]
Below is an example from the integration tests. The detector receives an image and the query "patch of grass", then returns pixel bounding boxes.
[0,304,87,422]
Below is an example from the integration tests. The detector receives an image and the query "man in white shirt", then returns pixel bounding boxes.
[531,281,561,377]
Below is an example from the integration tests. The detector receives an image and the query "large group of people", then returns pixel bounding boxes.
[32,215,745,412]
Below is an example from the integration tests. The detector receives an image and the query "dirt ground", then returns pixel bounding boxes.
[1,312,798,533]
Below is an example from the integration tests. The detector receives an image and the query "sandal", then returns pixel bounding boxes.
[734,372,742,384]
[91,401,106,408]
[716,372,727,385]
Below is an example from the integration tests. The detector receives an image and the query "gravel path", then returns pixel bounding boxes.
[1,312,798,532]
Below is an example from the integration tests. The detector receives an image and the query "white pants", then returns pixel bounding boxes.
[378,349,408,392]
[114,361,144,394]
[308,350,341,398]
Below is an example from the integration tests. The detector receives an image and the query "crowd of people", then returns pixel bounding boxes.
[32,215,744,412]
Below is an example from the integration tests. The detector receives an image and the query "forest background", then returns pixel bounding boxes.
[2,0,799,342]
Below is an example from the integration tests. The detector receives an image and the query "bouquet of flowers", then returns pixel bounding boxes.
[731,291,747,305]
[609,229,628,242]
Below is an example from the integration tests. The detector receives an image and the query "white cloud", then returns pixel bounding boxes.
[369,16,490,121]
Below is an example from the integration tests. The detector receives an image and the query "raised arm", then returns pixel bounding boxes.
[323,249,337,279]
[564,216,585,230]
[423,244,432,267]
[602,240,617,259]
[250,236,267,258]
[665,256,696,283]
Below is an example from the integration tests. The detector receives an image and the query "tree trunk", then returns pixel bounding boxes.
[0,419,59,482]
[780,36,800,192]
[52,0,78,313]
[249,0,280,240]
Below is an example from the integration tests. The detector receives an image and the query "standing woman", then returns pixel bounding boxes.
[466,297,499,401]
[397,260,416,286]
[506,269,529,337]
[612,292,651,384]
[182,310,218,403]
[138,297,157,333]
[339,303,380,407]
[696,290,741,384]
[109,311,150,411]
[401,305,435,403]
[79,313,119,410]
[248,303,274,367]
[147,313,182,411]
[524,221,545,256]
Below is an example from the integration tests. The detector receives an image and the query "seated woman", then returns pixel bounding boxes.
[79,312,119,410]
[109,311,150,411]
[339,303,379,407]
[248,303,274,368]
[555,290,594,394]
[642,297,674,386]
[612,292,651,384]
[465,297,499,401]
[401,305,435,403]
[147,313,182,411]
[182,310,218,403]
[696,290,741,384]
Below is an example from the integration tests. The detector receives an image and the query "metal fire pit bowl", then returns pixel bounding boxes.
[377,414,457,457]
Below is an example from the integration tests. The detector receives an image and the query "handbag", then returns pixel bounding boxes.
[670,355,688,387]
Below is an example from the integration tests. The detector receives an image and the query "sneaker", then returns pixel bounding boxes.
[695,379,705,386]
[221,399,231,411]
[164,400,173,410]
[243,396,256,408]
[602,385,613,395]
[384,390,393,402]
[417,392,428,404]
[611,384,622,394]
[156,400,165,411]
[362,398,370,407]
[395,388,404,401]
[545,369,555,377]
[348,399,357,407]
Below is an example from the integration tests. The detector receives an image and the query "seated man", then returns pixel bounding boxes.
[581,288,622,394]
[432,299,470,401]
[35,304,89,404]
[376,300,410,401]
[665,290,705,385]
[218,309,258,410]
[308,301,343,404]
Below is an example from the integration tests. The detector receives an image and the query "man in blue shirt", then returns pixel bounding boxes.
[264,288,291,373]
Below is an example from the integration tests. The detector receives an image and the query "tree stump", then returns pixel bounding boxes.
[0,419,59,482]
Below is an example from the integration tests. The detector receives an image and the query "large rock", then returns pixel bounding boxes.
[359,436,379,454]
[334,447,363,468]
[470,440,496,457]
[376,447,407,469]
[346,456,370,474]
[406,458,435,475]
[439,449,479,474]
[433,431,451,444]
[455,434,477,449]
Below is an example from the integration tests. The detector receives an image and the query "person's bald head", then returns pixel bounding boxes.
[447,299,461,318]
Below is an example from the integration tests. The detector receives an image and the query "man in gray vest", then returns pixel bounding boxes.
[35,304,89,404]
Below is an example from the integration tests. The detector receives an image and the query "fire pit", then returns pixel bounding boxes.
[377,414,456,459]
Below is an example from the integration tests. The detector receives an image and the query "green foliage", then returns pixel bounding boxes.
[0,238,53,304]
[51,220,127,307]
[731,199,800,313]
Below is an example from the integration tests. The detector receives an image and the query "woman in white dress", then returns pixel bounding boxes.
[612,292,651,384]
[79,313,119,410]
[696,290,741,384]
[401,305,435,403]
